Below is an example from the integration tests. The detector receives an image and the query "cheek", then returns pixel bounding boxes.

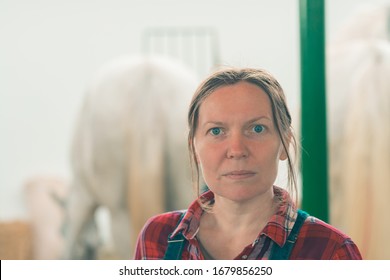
[260,142,285,165]
[196,147,211,167]
[194,141,220,170]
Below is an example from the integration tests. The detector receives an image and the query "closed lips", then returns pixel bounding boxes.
[223,170,256,176]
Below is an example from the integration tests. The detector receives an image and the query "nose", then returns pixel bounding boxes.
[226,133,249,159]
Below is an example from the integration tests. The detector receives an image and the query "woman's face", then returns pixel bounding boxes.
[194,81,287,203]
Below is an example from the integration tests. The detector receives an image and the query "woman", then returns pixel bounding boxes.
[134,68,362,260]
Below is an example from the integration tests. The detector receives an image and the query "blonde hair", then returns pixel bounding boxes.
[187,67,298,206]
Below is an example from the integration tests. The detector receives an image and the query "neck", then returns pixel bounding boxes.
[206,188,277,232]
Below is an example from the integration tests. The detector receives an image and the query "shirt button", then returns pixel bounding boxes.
[241,255,248,260]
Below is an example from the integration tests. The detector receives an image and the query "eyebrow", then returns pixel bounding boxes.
[202,116,272,127]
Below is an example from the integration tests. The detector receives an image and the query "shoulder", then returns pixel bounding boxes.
[292,215,362,260]
[145,210,185,229]
[301,216,351,243]
[133,210,184,260]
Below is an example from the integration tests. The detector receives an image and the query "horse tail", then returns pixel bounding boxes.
[126,62,166,247]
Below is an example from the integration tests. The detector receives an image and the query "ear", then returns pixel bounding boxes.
[279,132,291,161]
[189,138,200,163]
[279,147,288,161]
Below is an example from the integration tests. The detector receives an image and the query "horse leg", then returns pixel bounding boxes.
[110,207,132,259]
[63,179,99,259]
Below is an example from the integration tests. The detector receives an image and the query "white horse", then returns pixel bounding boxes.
[327,4,390,259]
[63,55,198,259]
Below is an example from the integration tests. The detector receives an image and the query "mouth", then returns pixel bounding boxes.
[222,170,256,180]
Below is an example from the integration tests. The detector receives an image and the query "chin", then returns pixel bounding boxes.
[211,183,273,203]
[216,188,264,203]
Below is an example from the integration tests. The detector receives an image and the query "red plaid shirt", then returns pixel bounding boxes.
[134,186,362,260]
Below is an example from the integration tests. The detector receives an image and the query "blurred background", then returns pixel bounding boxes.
[1,0,389,260]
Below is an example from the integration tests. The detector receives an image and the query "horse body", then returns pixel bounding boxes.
[327,5,390,259]
[64,55,198,259]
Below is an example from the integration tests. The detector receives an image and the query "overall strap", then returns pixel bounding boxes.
[269,209,309,260]
[163,211,187,260]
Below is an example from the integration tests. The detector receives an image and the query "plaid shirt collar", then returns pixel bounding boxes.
[170,186,298,248]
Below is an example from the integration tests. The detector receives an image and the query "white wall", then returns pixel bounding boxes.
[0,0,388,220]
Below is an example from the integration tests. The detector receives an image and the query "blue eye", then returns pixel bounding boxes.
[210,127,221,136]
[253,125,264,133]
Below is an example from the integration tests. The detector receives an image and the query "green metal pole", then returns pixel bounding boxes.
[299,0,329,222]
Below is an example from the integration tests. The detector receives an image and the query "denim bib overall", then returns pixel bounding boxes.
[163,209,309,260]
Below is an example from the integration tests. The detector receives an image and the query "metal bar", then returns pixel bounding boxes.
[299,0,329,222]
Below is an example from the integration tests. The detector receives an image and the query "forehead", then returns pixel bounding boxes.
[198,81,272,121]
